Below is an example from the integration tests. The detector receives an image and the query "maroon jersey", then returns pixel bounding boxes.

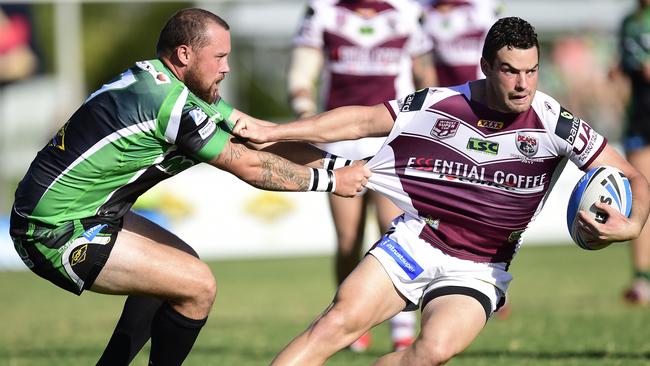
[366,84,607,263]
[294,0,432,109]
[421,0,499,86]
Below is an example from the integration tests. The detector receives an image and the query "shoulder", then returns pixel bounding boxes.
[531,90,583,142]
[395,87,459,113]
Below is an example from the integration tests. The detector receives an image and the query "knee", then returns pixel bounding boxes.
[186,262,217,310]
[311,306,367,342]
[414,340,457,366]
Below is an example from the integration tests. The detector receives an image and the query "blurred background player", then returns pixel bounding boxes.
[618,0,650,305]
[287,0,435,351]
[420,0,500,87]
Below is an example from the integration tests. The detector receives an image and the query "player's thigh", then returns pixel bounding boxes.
[91,216,212,299]
[368,190,402,232]
[418,294,487,355]
[332,255,408,327]
[328,194,367,237]
[123,211,198,258]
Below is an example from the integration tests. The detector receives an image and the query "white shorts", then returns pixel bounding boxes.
[368,215,512,317]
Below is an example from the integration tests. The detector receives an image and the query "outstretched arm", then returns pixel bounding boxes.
[208,136,370,197]
[233,104,394,144]
[228,108,333,168]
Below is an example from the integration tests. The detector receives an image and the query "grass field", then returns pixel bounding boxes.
[1,244,649,366]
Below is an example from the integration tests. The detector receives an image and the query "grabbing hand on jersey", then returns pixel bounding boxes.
[333,164,372,197]
[577,202,641,248]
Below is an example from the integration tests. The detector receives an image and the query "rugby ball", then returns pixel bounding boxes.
[566,166,632,250]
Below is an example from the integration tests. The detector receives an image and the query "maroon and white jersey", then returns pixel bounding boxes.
[294,0,432,109]
[421,0,499,86]
[366,84,607,264]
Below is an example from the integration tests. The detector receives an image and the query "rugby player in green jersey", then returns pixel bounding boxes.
[619,0,650,305]
[9,8,370,366]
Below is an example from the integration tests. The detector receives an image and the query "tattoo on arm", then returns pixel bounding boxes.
[257,151,310,191]
[217,138,311,191]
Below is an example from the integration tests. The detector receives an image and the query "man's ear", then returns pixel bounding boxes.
[174,45,192,66]
[480,57,490,77]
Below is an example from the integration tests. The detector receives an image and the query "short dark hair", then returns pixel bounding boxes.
[156,8,230,57]
[482,17,539,65]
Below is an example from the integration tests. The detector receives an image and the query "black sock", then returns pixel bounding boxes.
[96,296,164,366]
[148,302,207,366]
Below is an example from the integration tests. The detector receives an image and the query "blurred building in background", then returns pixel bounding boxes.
[0,0,637,268]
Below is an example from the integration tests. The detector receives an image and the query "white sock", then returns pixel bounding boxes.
[390,311,416,341]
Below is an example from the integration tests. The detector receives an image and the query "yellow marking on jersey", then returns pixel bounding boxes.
[70,244,87,266]
[49,121,70,151]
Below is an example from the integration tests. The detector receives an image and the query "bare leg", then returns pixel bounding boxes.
[328,194,367,285]
[96,212,201,365]
[270,255,407,366]
[370,191,416,349]
[624,147,650,304]
[92,211,216,365]
[373,294,487,366]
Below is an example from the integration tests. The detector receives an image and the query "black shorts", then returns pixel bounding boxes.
[10,210,119,295]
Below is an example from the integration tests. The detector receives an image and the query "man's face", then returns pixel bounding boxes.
[184,22,231,104]
[482,46,539,114]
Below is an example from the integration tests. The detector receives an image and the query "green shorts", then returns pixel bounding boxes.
[10,210,119,295]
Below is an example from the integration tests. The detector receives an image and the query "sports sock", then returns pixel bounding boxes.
[634,270,650,282]
[96,295,164,366]
[389,311,416,341]
[148,302,207,366]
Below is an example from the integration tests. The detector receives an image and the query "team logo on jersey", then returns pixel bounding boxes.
[430,119,460,139]
[189,108,208,126]
[157,154,196,175]
[544,101,556,115]
[156,73,170,84]
[467,137,499,155]
[423,216,440,230]
[49,121,70,151]
[477,119,504,130]
[358,25,374,34]
[515,132,538,157]
[508,230,523,243]
[70,244,88,266]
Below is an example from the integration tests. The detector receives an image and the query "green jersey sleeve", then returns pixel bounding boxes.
[176,104,230,162]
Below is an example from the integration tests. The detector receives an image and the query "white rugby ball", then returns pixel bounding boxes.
[566,166,632,250]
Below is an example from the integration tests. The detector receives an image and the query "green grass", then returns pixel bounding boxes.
[0,244,649,365]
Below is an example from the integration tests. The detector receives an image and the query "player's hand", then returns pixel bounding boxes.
[232,116,275,143]
[332,164,371,197]
[576,201,640,248]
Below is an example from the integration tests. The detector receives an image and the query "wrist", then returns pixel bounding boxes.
[308,168,336,192]
[323,153,352,170]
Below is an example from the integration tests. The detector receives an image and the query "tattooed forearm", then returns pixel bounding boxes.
[255,151,310,191]
[213,138,312,192]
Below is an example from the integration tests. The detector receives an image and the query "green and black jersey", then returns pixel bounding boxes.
[620,7,650,137]
[13,59,233,227]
